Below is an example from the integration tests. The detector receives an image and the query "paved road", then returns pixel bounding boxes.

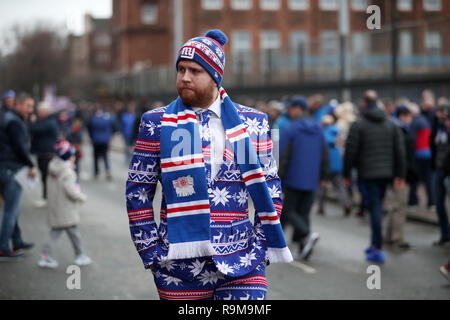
[0,138,449,300]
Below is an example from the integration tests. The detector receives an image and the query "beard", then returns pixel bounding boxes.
[177,81,217,109]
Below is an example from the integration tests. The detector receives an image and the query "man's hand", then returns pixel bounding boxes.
[394,178,405,190]
[28,167,37,179]
[320,180,328,189]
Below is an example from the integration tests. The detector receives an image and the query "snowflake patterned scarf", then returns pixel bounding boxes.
[160,88,292,263]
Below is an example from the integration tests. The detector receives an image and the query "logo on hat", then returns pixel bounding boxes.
[180,47,195,60]
[173,175,195,197]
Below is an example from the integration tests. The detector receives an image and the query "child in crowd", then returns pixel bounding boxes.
[38,140,91,268]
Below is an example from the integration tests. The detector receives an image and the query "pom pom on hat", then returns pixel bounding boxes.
[204,29,228,47]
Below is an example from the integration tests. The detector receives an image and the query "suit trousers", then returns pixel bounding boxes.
[152,257,267,300]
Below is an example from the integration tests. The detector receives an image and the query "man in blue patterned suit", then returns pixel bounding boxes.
[126,30,292,300]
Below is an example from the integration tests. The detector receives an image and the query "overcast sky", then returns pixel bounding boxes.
[0,0,111,52]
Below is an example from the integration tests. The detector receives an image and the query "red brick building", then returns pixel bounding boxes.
[111,0,450,73]
[69,14,113,76]
[112,0,174,72]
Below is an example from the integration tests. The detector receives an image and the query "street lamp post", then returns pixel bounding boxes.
[390,0,399,100]
[339,0,351,102]
[174,0,183,63]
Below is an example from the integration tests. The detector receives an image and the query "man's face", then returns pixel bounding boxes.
[436,109,447,121]
[385,103,395,115]
[5,97,14,109]
[177,60,217,108]
[421,96,434,111]
[127,103,136,114]
[287,106,302,119]
[37,108,49,119]
[445,117,450,132]
[16,98,35,119]
[308,100,320,111]
[399,113,413,126]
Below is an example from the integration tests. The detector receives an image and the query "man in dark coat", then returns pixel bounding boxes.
[344,90,406,264]
[30,101,59,207]
[384,105,418,250]
[0,93,37,260]
[430,104,450,246]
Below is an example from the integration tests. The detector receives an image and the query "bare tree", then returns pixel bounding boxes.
[1,23,69,97]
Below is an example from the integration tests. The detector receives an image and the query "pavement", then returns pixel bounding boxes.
[0,134,449,300]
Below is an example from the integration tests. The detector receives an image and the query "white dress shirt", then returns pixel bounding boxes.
[193,94,226,179]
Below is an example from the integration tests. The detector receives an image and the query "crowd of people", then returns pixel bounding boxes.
[263,89,450,280]
[0,86,449,282]
[0,90,160,267]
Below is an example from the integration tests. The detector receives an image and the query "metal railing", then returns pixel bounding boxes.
[106,22,450,97]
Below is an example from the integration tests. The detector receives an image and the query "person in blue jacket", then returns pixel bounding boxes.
[2,90,15,111]
[317,114,351,216]
[88,106,114,181]
[120,102,137,164]
[279,95,329,261]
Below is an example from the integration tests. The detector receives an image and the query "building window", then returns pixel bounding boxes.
[260,31,280,72]
[94,33,111,48]
[290,31,308,52]
[141,3,158,25]
[202,0,223,10]
[351,0,368,11]
[260,0,281,10]
[319,0,338,10]
[425,31,441,55]
[233,31,252,52]
[320,31,339,56]
[423,0,441,11]
[399,30,413,57]
[288,0,309,10]
[96,52,111,64]
[397,0,413,11]
[352,32,369,55]
[260,31,280,50]
[232,31,252,72]
[231,0,252,10]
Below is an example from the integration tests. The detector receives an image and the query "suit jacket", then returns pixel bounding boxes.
[126,104,283,277]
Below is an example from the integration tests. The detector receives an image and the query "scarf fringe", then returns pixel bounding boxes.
[167,240,216,260]
[267,247,293,264]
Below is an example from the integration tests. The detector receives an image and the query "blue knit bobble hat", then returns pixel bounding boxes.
[176,29,228,88]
